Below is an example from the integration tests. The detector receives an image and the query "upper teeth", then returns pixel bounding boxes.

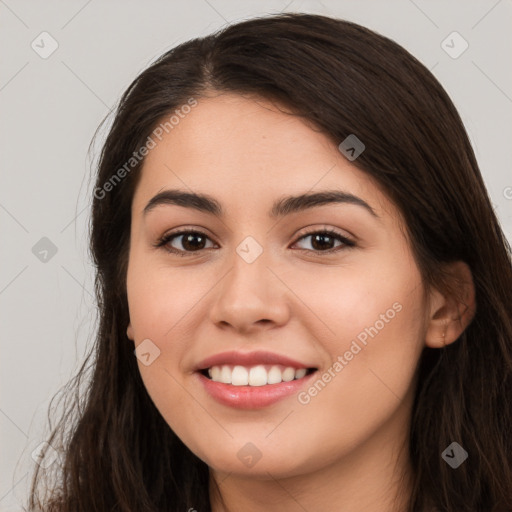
[207,365,308,386]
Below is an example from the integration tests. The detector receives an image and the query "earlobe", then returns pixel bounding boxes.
[126,323,134,341]
[425,261,476,349]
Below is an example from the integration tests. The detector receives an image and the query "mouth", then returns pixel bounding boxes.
[194,351,319,409]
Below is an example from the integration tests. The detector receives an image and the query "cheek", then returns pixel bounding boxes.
[281,254,425,410]
[126,254,209,341]
[285,271,425,463]
[126,258,215,414]
[126,259,209,439]
[280,254,423,349]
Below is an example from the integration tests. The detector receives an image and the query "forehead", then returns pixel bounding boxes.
[132,93,391,218]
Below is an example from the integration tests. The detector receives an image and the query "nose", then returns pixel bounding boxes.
[208,248,290,335]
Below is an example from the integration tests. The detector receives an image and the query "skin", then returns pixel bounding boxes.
[126,92,475,512]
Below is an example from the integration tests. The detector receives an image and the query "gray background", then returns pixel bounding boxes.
[1,1,511,509]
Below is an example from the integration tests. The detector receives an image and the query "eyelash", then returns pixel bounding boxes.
[154,228,356,257]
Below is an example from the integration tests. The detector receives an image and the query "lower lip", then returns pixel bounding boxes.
[196,371,317,409]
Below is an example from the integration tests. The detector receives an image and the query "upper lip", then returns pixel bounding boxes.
[195,350,315,371]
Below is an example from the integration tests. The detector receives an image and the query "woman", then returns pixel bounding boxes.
[29,13,512,512]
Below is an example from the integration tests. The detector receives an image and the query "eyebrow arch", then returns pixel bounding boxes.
[143,189,378,218]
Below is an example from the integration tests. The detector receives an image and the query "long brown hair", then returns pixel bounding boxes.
[28,13,512,511]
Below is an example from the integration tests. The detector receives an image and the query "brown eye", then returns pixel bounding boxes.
[293,229,355,253]
[179,232,208,251]
[156,230,215,255]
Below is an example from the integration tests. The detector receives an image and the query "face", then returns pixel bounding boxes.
[126,92,428,479]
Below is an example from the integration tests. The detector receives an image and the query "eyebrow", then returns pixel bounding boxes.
[143,189,378,218]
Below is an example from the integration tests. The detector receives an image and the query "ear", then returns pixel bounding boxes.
[425,261,476,349]
[126,322,134,341]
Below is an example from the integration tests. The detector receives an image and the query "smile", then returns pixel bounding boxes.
[195,350,319,409]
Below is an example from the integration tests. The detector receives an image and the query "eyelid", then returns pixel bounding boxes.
[293,225,354,243]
